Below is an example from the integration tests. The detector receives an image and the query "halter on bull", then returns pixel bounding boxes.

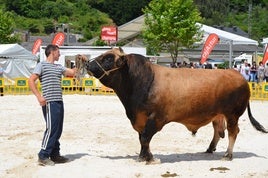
[81,47,267,162]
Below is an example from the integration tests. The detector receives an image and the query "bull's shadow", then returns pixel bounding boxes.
[101,151,266,163]
[155,151,266,163]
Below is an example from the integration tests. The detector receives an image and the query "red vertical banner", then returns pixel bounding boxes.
[262,44,268,64]
[52,32,65,46]
[200,33,219,64]
[32,38,42,54]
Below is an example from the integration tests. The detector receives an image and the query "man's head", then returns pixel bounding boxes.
[45,44,60,60]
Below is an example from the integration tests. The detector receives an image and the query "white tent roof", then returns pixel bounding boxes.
[198,23,258,45]
[0,43,37,60]
[0,44,38,81]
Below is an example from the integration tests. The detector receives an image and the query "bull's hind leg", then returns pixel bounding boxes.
[138,119,158,162]
[206,117,226,153]
[223,116,240,160]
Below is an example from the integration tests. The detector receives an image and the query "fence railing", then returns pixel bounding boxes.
[0,77,115,96]
[0,78,268,100]
[248,82,268,100]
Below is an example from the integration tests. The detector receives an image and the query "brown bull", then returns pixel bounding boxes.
[84,47,267,162]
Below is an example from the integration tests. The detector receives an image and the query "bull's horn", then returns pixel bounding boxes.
[112,47,125,56]
[118,47,125,55]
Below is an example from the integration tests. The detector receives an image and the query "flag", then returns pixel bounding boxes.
[32,38,42,54]
[200,33,219,64]
[52,32,65,46]
[262,44,268,64]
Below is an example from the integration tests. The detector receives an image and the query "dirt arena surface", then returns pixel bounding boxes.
[0,95,267,178]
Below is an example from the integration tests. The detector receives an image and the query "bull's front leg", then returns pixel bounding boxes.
[138,119,157,162]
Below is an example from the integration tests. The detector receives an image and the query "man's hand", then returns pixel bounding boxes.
[37,95,46,106]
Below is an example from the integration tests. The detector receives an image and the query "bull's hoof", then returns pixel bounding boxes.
[205,148,216,153]
[138,154,154,163]
[221,153,233,161]
[137,156,146,162]
[145,158,160,165]
[138,156,154,163]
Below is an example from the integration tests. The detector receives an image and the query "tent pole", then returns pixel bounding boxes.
[229,40,233,68]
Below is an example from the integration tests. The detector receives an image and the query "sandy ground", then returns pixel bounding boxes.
[0,95,267,178]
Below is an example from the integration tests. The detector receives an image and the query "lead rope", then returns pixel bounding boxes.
[75,55,88,85]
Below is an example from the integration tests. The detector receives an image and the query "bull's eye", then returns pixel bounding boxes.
[101,54,115,69]
[85,61,90,68]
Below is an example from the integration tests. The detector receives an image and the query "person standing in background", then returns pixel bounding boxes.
[240,61,250,81]
[257,61,265,83]
[28,44,76,166]
[250,61,257,82]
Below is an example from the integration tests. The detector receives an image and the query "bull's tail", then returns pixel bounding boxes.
[247,103,268,133]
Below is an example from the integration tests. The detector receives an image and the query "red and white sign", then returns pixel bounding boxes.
[101,26,118,41]
[200,33,219,64]
[32,38,42,54]
[262,44,268,64]
[52,32,65,46]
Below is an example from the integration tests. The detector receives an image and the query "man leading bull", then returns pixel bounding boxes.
[29,44,77,166]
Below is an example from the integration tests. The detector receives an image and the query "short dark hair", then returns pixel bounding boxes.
[45,44,59,57]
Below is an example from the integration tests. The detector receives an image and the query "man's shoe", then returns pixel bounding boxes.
[50,155,69,164]
[38,158,55,166]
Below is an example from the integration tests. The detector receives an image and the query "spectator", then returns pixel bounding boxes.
[257,61,265,83]
[233,64,239,72]
[240,61,250,81]
[250,61,257,82]
[204,62,212,69]
[170,62,177,68]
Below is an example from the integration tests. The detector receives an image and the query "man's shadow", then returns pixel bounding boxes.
[65,153,89,162]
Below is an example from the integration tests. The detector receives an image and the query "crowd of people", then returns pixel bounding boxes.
[170,60,268,83]
[170,61,216,69]
[234,60,268,83]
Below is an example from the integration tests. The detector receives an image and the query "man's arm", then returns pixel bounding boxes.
[28,74,46,106]
[64,68,77,77]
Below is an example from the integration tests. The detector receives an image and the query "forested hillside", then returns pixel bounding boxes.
[0,0,267,43]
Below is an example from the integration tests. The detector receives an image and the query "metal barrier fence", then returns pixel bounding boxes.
[0,77,115,96]
[0,78,268,100]
[248,82,268,101]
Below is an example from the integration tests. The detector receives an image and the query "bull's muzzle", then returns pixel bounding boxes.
[84,61,93,76]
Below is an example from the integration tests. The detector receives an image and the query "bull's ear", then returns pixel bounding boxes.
[116,55,127,67]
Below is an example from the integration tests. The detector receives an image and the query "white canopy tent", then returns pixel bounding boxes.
[199,23,258,45]
[0,44,37,82]
[197,23,259,67]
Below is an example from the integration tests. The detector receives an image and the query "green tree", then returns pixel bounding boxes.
[0,10,20,43]
[194,0,268,42]
[194,0,229,26]
[251,5,268,42]
[142,0,202,65]
[3,0,44,18]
